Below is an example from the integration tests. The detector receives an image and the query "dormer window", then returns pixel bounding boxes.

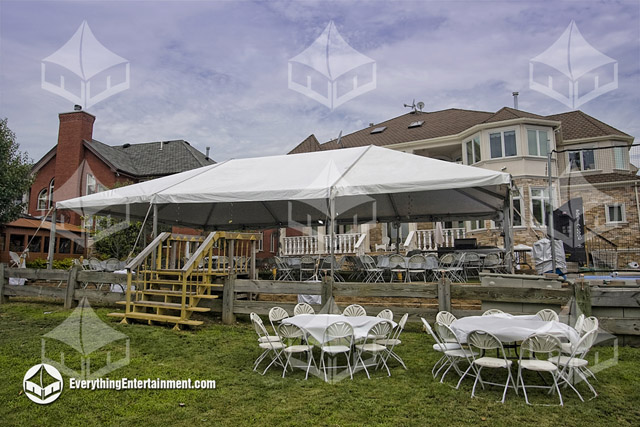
[370,126,387,134]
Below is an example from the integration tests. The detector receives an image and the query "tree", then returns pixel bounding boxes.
[0,118,34,224]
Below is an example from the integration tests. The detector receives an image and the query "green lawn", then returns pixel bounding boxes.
[1,299,639,426]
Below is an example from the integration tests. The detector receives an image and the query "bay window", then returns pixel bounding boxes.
[489,130,517,159]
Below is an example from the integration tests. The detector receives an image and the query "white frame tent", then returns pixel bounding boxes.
[56,145,514,274]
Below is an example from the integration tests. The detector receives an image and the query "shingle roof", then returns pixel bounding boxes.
[289,106,631,154]
[288,134,321,154]
[313,108,496,151]
[87,139,214,178]
[545,110,631,141]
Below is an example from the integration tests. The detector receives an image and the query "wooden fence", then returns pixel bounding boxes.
[1,264,638,345]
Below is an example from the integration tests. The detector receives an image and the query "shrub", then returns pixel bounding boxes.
[25,257,75,270]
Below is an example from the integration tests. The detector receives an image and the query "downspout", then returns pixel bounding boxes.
[548,150,556,273]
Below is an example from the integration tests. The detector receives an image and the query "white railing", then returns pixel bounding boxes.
[282,235,319,256]
[403,228,467,251]
[281,233,366,256]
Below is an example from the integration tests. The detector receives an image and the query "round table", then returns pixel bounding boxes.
[450,313,579,345]
[282,314,395,344]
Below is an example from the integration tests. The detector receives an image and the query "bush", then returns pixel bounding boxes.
[25,257,75,270]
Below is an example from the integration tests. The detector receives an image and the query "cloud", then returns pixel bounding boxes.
[0,0,638,164]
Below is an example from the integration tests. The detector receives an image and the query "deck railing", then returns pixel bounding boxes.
[403,227,466,251]
[281,233,366,256]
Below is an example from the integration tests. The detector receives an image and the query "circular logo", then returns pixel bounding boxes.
[23,363,63,404]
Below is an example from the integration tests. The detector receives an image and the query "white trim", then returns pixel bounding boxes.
[605,203,626,224]
[489,128,518,159]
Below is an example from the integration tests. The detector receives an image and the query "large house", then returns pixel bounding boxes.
[287,106,639,269]
[1,108,215,264]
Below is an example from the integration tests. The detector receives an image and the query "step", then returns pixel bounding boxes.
[115,300,211,312]
[136,289,219,299]
[107,312,203,326]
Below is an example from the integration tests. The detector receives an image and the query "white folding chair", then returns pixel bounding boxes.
[361,255,385,283]
[517,334,565,406]
[274,256,294,281]
[536,309,559,322]
[436,310,457,327]
[293,302,315,316]
[268,306,289,335]
[342,304,366,317]
[376,313,408,370]
[482,309,505,316]
[406,254,428,282]
[466,330,517,403]
[436,322,478,387]
[376,309,394,321]
[278,323,316,380]
[550,329,599,401]
[250,313,285,375]
[355,320,394,379]
[320,322,355,382]
[388,254,407,283]
[421,318,461,379]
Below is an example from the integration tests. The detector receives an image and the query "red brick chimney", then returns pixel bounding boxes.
[53,109,95,223]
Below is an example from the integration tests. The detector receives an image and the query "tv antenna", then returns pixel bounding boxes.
[404,99,424,113]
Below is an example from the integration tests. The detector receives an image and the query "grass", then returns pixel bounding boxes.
[1,298,639,426]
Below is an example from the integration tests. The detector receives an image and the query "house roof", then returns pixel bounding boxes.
[288,134,321,154]
[86,139,214,178]
[546,110,632,141]
[4,217,83,233]
[290,106,632,153]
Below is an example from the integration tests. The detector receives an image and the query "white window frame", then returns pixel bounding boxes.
[526,128,549,157]
[37,188,48,211]
[467,220,486,232]
[489,129,517,159]
[270,232,276,253]
[530,187,550,227]
[613,146,628,170]
[605,203,626,224]
[512,194,523,227]
[86,174,97,195]
[464,135,481,164]
[568,148,596,171]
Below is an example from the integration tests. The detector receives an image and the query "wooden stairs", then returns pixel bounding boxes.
[108,231,261,330]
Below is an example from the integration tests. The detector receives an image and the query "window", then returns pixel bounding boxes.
[613,146,627,170]
[527,129,549,157]
[47,179,55,209]
[465,136,481,164]
[530,188,550,226]
[569,149,595,171]
[58,238,71,254]
[74,240,85,254]
[9,234,25,252]
[605,204,626,224]
[87,174,96,195]
[270,232,276,253]
[468,220,485,231]
[370,126,387,134]
[443,220,464,229]
[512,194,523,227]
[37,188,48,210]
[28,236,42,253]
[408,121,424,128]
[489,130,517,159]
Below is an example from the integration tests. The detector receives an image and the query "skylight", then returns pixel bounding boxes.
[408,121,424,128]
[370,126,387,134]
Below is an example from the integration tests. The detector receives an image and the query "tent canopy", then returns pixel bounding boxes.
[57,145,512,229]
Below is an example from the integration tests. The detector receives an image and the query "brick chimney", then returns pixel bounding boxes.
[53,109,95,222]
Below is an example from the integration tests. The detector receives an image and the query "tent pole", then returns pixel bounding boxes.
[152,204,158,238]
[47,209,57,270]
[330,196,336,280]
[548,151,556,273]
[502,202,513,274]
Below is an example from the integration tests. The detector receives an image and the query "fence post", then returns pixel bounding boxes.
[322,275,333,305]
[437,276,451,313]
[222,273,236,324]
[64,265,79,309]
[0,263,7,304]
[573,279,592,317]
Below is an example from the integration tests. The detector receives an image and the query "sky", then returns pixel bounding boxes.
[1,0,639,165]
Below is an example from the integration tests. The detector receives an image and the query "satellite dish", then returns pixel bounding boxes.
[417,101,425,111]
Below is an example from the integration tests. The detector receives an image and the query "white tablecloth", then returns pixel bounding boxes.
[450,313,579,345]
[282,314,395,344]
